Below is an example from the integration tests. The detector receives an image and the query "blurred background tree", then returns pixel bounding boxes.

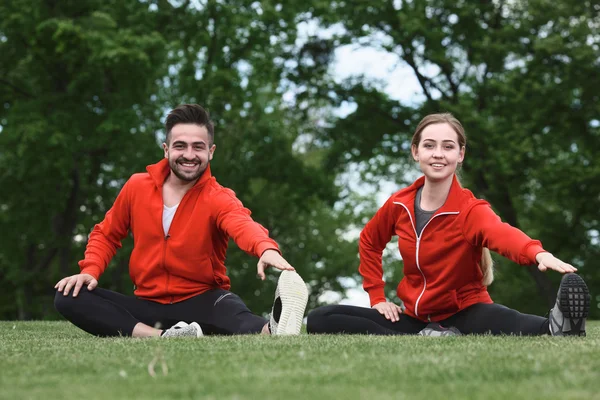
[0,0,598,320]
[306,0,600,314]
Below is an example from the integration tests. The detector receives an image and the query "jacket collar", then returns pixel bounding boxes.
[393,174,470,214]
[146,158,213,189]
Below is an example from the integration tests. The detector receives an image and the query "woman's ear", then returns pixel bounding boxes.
[411,144,419,162]
[458,145,465,163]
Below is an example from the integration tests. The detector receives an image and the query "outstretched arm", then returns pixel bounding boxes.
[215,189,292,279]
[463,202,576,274]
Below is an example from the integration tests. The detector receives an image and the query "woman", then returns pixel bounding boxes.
[307,113,590,336]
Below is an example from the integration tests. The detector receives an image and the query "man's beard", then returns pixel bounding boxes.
[168,156,208,182]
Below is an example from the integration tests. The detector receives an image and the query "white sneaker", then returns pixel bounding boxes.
[418,322,462,337]
[162,321,203,338]
[269,270,309,335]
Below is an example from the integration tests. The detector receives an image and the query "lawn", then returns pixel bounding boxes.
[1,321,599,400]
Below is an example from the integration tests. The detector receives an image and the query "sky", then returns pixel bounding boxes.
[333,42,427,108]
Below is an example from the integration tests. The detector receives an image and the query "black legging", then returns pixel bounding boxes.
[54,287,267,337]
[306,303,550,336]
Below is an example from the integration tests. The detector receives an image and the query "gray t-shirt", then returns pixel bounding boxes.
[414,186,439,237]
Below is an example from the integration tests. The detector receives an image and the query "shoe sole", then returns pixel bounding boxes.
[190,322,204,337]
[274,270,309,335]
[557,273,590,336]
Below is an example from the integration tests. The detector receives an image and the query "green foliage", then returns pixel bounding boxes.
[0,0,169,319]
[306,0,600,316]
[0,0,354,319]
[0,0,598,320]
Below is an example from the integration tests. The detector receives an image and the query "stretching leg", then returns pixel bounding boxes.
[164,290,268,335]
[442,303,549,336]
[306,304,426,335]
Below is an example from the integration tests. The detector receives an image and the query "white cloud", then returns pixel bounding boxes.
[332,45,426,106]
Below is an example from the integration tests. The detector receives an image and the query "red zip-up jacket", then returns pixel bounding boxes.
[78,159,279,304]
[359,175,545,322]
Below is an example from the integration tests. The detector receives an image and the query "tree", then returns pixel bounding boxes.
[0,0,356,319]
[304,0,600,316]
[0,0,168,319]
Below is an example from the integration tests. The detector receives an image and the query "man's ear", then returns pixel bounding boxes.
[209,144,216,161]
[162,143,168,158]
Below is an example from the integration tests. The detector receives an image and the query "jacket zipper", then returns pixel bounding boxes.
[393,201,458,317]
[161,185,198,304]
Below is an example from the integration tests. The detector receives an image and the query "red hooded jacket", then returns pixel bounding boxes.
[359,175,545,322]
[78,159,279,304]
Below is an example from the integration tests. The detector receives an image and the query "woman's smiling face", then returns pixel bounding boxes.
[411,122,465,182]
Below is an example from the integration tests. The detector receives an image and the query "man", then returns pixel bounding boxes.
[54,104,308,337]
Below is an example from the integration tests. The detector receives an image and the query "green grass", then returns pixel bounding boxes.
[1,322,600,400]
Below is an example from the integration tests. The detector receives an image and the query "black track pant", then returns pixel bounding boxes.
[54,287,267,337]
[306,303,550,336]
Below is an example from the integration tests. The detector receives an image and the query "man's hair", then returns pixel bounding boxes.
[165,104,214,145]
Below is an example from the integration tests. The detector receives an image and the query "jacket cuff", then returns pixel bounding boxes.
[79,263,102,281]
[256,241,280,258]
[367,287,386,307]
[523,242,546,265]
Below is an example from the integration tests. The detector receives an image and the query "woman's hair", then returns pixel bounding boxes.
[411,113,466,150]
[412,113,494,286]
[480,249,494,286]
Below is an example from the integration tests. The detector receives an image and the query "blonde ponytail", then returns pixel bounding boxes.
[451,173,494,286]
[480,248,494,286]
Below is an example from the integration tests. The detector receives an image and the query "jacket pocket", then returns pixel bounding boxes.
[173,256,214,284]
[418,289,460,317]
[455,281,486,306]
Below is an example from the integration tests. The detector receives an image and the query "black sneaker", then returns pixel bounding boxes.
[549,273,590,336]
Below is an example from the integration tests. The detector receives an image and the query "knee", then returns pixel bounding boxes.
[306,305,337,333]
[54,288,88,317]
[308,305,337,319]
[54,290,76,316]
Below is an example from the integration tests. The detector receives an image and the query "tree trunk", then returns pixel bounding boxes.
[16,285,32,320]
[59,242,72,278]
[525,265,557,308]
